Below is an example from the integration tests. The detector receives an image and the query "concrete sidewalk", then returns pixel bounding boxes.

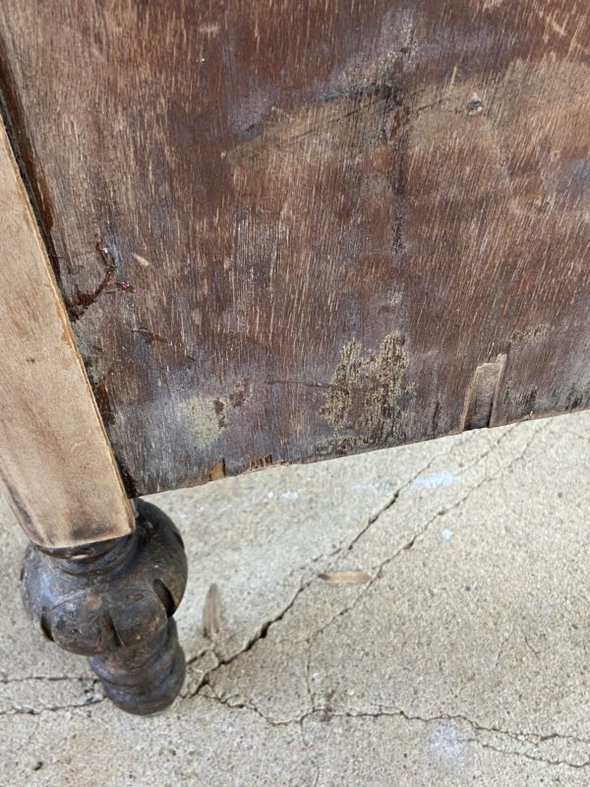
[2,412,590,786]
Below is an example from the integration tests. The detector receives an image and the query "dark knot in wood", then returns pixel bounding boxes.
[21,500,188,715]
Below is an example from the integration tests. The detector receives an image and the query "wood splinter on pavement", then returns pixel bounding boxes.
[203,583,224,641]
[319,570,373,584]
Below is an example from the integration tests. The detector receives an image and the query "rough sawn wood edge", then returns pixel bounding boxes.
[0,118,134,548]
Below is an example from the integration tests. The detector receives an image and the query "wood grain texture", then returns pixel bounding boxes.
[0,120,134,548]
[0,1,588,495]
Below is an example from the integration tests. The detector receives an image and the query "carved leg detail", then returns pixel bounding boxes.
[20,500,188,715]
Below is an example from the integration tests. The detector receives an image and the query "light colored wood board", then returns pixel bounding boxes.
[0,2,589,495]
[0,121,134,548]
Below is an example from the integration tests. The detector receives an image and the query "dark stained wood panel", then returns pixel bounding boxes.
[0,1,589,495]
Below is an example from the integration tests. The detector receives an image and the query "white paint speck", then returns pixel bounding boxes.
[432,723,466,762]
[280,490,298,502]
[442,528,453,541]
[414,471,459,489]
[132,252,150,267]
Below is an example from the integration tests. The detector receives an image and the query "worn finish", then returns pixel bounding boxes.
[0,2,589,495]
[21,500,188,715]
[0,119,134,547]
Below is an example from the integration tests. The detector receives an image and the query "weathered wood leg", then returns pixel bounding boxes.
[20,500,188,715]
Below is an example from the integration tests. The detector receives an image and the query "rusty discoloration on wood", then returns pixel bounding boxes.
[0,3,589,493]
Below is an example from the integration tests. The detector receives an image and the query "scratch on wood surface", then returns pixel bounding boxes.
[531,5,590,56]
[131,253,150,267]
[226,84,403,170]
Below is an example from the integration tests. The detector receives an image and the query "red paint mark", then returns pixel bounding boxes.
[117,281,133,291]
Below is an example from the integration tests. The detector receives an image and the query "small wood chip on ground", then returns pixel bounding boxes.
[203,582,224,641]
[319,570,373,584]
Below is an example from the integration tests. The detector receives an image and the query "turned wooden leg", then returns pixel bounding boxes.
[20,500,188,715]
[0,117,191,713]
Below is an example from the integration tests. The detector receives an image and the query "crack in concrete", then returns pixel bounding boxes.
[182,447,447,676]
[0,420,555,737]
[195,692,590,771]
[332,438,464,559]
[182,442,456,690]
[185,578,318,699]
[186,424,543,716]
[0,675,96,685]
[0,695,104,718]
[292,423,552,731]
[186,645,216,668]
[340,706,590,750]
[331,708,590,770]
[459,735,590,770]
[279,438,468,590]
[0,673,102,717]
[181,421,578,770]
[302,425,527,645]
[194,432,504,681]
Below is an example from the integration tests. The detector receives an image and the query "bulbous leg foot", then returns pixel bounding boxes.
[21,500,188,715]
